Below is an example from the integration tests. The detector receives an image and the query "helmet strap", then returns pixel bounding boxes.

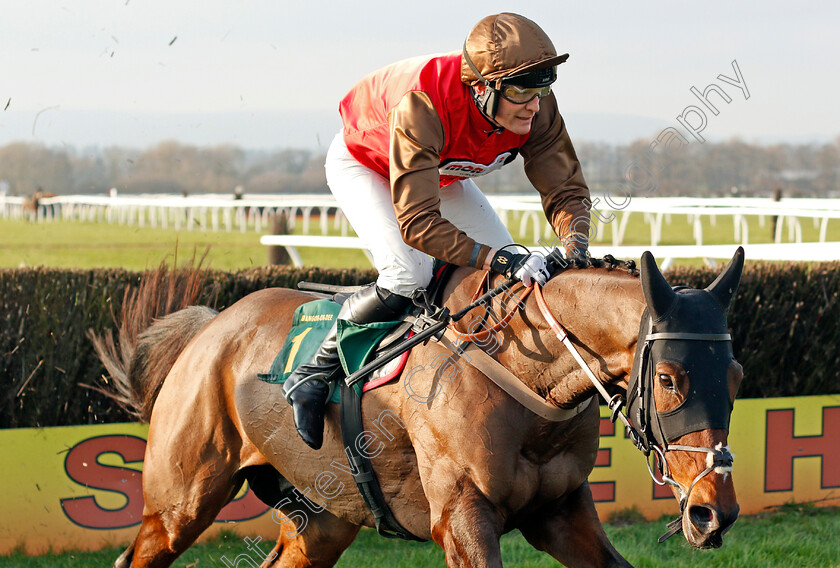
[462,42,500,119]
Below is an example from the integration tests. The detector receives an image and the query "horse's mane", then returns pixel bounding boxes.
[554,254,639,278]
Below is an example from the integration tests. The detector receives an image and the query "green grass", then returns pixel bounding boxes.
[0,218,369,271]
[3,211,837,272]
[2,505,837,567]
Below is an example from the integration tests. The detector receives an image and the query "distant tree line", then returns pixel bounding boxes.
[0,137,838,198]
[0,141,327,197]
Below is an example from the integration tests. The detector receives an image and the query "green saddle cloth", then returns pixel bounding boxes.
[258,299,403,402]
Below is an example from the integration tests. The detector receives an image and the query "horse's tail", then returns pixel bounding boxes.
[89,260,218,422]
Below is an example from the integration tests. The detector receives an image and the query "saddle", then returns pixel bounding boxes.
[262,261,455,392]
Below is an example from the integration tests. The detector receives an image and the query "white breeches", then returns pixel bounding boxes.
[325,132,513,297]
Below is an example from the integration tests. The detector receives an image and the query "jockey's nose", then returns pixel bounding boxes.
[525,96,541,112]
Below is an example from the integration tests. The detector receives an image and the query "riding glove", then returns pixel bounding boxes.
[489,250,550,287]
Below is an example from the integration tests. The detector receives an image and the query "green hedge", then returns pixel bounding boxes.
[666,261,840,399]
[1,262,838,428]
[0,265,377,428]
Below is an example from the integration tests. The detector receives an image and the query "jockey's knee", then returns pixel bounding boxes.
[376,257,433,299]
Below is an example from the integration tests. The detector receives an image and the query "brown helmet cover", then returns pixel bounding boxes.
[461,12,569,86]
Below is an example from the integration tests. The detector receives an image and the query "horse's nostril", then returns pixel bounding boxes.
[688,505,715,530]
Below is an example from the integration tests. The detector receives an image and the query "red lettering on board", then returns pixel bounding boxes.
[653,480,673,499]
[60,434,270,529]
[60,435,146,529]
[765,407,840,492]
[648,449,674,500]
[592,417,616,502]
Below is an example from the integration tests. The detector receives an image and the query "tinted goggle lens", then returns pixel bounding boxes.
[500,84,552,104]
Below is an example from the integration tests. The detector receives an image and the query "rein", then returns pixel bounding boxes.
[532,284,637,433]
[454,271,532,342]
[443,271,587,421]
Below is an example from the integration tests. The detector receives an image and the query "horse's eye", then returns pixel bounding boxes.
[658,373,675,390]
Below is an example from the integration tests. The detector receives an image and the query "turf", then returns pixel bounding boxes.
[1,504,836,567]
[2,210,836,272]
[0,218,369,271]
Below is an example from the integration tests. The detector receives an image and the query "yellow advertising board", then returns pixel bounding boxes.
[589,394,840,520]
[0,423,277,556]
[1,394,838,555]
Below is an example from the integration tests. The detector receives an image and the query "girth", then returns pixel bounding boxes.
[338,381,425,540]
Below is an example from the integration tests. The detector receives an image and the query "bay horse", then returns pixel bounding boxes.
[93,247,744,568]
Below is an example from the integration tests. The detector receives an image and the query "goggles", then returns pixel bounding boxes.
[498,67,556,104]
[499,83,552,104]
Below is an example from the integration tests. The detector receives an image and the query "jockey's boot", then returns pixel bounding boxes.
[283,284,411,449]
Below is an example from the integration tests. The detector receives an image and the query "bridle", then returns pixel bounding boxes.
[531,280,735,541]
[623,300,736,540]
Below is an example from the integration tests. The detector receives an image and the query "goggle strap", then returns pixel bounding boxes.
[462,42,493,87]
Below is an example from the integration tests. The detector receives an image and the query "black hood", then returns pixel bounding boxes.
[627,248,744,447]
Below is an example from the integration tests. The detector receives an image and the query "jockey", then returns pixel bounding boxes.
[284,12,592,449]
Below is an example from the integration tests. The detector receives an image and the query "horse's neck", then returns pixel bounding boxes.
[444,267,645,408]
[537,269,645,406]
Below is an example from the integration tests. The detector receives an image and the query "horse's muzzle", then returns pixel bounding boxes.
[685,503,739,549]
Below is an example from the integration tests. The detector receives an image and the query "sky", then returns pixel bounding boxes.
[1,0,838,152]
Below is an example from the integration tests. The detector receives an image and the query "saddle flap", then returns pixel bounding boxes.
[336,319,404,376]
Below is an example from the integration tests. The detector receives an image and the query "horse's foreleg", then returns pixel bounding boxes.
[260,507,361,568]
[518,482,633,568]
[430,477,505,568]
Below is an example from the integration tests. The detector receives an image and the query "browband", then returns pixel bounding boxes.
[646,332,731,342]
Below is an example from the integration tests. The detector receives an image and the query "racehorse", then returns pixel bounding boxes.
[22,190,56,220]
[93,247,744,568]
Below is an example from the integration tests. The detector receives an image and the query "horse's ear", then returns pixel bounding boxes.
[640,251,676,319]
[705,246,745,310]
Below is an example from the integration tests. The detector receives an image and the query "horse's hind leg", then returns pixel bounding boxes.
[260,508,361,568]
[113,542,134,568]
[119,445,242,568]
